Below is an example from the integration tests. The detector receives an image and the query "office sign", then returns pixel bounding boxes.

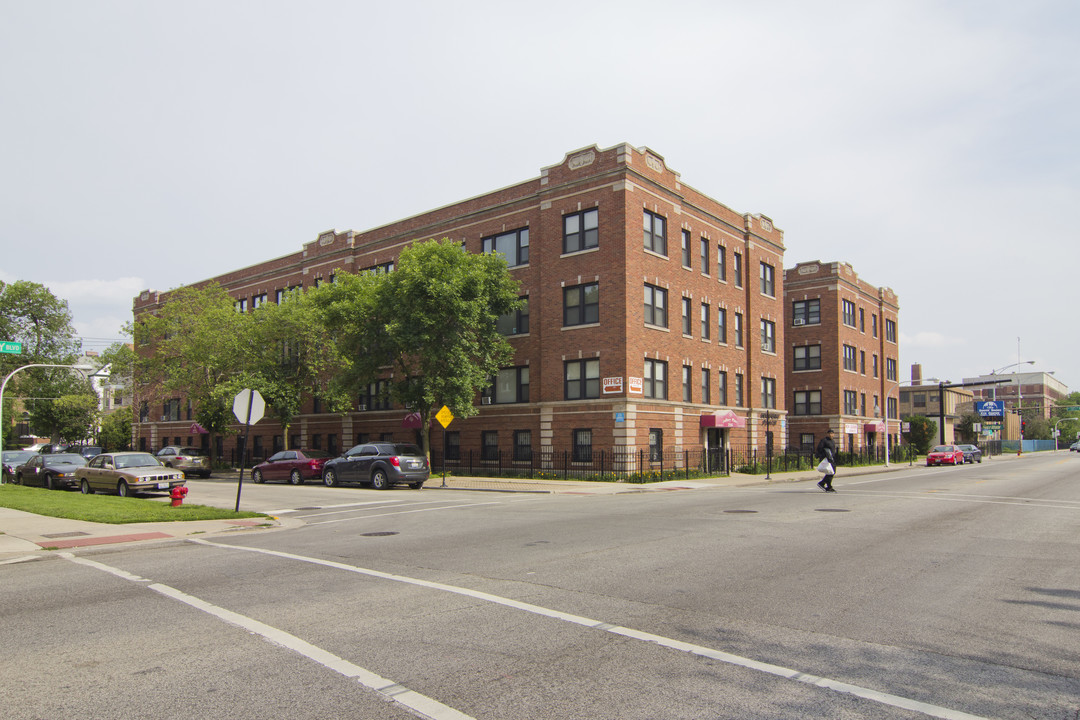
[976,400,1005,418]
[603,377,624,394]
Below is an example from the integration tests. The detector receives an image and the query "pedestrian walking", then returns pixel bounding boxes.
[816,429,837,492]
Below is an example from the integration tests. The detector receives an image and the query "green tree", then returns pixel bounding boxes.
[315,239,522,460]
[99,406,133,451]
[955,411,983,443]
[243,288,347,447]
[133,284,250,463]
[33,393,99,443]
[903,415,937,454]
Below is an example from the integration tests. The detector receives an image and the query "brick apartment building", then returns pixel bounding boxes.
[783,261,900,454]
[133,143,787,466]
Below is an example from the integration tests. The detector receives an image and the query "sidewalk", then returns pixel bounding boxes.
[1,452,1025,562]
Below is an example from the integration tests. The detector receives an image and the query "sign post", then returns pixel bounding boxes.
[232,389,265,512]
[435,405,454,487]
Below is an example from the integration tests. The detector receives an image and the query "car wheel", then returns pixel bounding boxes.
[323,469,337,487]
[46,474,54,490]
[289,469,303,485]
[252,469,264,484]
[201,471,211,478]
[80,479,92,495]
[371,469,389,490]
[117,481,130,497]
[409,482,423,490]
[15,473,23,485]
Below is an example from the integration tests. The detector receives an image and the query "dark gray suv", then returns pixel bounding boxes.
[322,443,429,489]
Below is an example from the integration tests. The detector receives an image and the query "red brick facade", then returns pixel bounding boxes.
[783,261,900,453]
[134,144,787,463]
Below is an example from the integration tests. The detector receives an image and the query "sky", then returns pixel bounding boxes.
[2,0,1077,390]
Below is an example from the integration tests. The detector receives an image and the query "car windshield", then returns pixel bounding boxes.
[3,451,34,463]
[391,444,424,457]
[931,446,954,452]
[300,450,332,458]
[178,447,206,456]
[116,453,162,469]
[50,454,86,464]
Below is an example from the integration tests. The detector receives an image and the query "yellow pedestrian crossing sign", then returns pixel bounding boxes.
[435,405,454,428]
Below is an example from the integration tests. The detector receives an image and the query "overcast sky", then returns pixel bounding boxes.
[2,0,1077,389]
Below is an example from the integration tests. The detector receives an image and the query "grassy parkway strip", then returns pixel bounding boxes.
[191,539,992,720]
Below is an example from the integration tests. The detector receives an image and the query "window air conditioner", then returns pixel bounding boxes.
[160,415,168,422]
[357,404,367,411]
[482,397,493,405]
[793,318,805,326]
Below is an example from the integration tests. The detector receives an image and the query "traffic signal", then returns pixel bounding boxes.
[1021,419,1027,437]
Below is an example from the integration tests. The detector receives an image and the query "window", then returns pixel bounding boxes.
[844,390,859,415]
[873,354,879,378]
[681,229,691,267]
[792,299,820,325]
[683,365,692,402]
[887,396,898,419]
[483,227,529,267]
[733,251,743,288]
[328,434,338,456]
[253,435,264,459]
[487,367,529,404]
[235,298,247,313]
[860,393,867,416]
[843,344,858,371]
[497,297,529,335]
[482,431,499,461]
[362,379,391,410]
[760,319,775,353]
[717,308,727,343]
[564,283,599,326]
[885,318,897,343]
[859,308,865,332]
[717,246,726,282]
[914,392,927,408]
[793,345,821,371]
[649,429,663,462]
[643,210,666,255]
[272,435,283,454]
[681,297,692,336]
[800,433,815,451]
[700,303,710,340]
[872,314,879,338]
[718,371,728,406]
[734,312,744,348]
[761,377,776,409]
[565,359,600,400]
[842,299,857,327]
[163,398,181,422]
[275,289,285,304]
[701,368,711,404]
[444,431,460,460]
[514,430,532,462]
[886,357,897,381]
[311,433,322,450]
[643,359,667,399]
[735,373,744,407]
[572,429,592,462]
[644,284,667,328]
[563,209,598,254]
[860,350,866,375]
[700,237,710,275]
[760,262,775,296]
[253,293,267,309]
[794,390,821,415]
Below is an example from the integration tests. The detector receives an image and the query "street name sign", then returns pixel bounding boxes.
[0,341,22,354]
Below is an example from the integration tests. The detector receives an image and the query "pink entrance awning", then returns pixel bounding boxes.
[700,411,746,428]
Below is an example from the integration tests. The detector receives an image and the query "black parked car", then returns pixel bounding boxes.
[15,453,88,489]
[322,443,429,490]
[956,444,983,464]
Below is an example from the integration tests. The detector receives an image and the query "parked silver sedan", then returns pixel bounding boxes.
[75,452,186,497]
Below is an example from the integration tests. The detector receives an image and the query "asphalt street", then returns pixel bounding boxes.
[3,452,1079,719]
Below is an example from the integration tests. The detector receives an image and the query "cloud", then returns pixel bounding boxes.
[900,331,966,349]
[39,277,145,304]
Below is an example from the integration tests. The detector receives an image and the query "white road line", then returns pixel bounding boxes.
[267,499,405,515]
[60,552,475,720]
[192,540,992,720]
[0,555,41,565]
[298,499,488,520]
[305,500,502,526]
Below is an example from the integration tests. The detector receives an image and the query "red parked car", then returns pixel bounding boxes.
[251,449,333,485]
[926,444,965,466]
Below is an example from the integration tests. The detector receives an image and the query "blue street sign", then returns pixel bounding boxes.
[976,400,1004,418]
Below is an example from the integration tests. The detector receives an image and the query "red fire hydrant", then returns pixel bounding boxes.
[170,486,189,507]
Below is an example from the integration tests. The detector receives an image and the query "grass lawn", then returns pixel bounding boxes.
[0,483,265,524]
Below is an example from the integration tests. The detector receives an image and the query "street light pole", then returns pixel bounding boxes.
[0,363,94,468]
